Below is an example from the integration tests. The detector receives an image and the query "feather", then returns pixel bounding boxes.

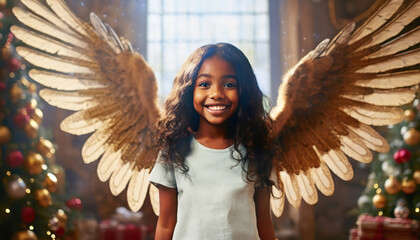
[364,26,420,59]
[16,46,95,74]
[359,1,420,50]
[339,132,372,163]
[280,171,302,208]
[28,70,105,91]
[271,186,285,217]
[127,169,150,212]
[315,148,353,181]
[10,26,92,61]
[346,124,389,153]
[97,149,123,182]
[20,0,75,34]
[324,23,355,56]
[348,0,404,44]
[60,110,107,135]
[357,49,420,73]
[341,88,416,106]
[12,7,87,48]
[109,162,134,195]
[81,126,111,164]
[149,184,160,215]
[296,171,318,205]
[89,13,121,53]
[46,0,89,36]
[341,104,404,126]
[354,71,420,89]
[310,161,334,196]
[39,89,97,111]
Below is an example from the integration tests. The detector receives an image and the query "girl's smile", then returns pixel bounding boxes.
[193,55,239,128]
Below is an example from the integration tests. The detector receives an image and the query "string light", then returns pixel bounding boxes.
[6,171,11,176]
[5,208,10,213]
[30,178,35,183]
[415,208,419,213]
[51,234,56,239]
[46,231,51,235]
[9,72,14,78]
[376,188,382,194]
[26,189,31,194]
[373,183,379,189]
[29,226,34,230]
[378,211,383,216]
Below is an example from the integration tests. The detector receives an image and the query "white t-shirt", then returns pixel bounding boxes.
[149,138,260,240]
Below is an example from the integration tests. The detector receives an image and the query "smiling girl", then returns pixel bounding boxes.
[149,43,275,240]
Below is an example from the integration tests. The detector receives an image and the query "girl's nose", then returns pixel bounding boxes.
[210,85,224,99]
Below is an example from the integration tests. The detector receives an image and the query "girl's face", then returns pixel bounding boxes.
[193,55,239,129]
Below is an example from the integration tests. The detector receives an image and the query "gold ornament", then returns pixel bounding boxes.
[404,109,416,122]
[384,176,400,195]
[44,173,58,193]
[414,170,420,184]
[29,99,38,109]
[24,119,39,138]
[24,152,45,175]
[403,128,420,146]
[0,125,12,144]
[56,209,68,227]
[12,230,38,240]
[1,43,11,60]
[402,178,416,194]
[10,84,23,103]
[32,108,43,124]
[36,137,55,158]
[34,189,52,207]
[372,193,386,209]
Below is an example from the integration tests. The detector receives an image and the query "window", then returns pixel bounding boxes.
[147,0,271,98]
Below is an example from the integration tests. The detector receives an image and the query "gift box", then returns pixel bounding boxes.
[98,207,155,240]
[349,214,419,240]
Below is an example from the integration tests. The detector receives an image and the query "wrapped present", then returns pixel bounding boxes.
[98,207,155,240]
[350,214,419,240]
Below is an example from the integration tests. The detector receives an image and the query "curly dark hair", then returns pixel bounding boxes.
[156,42,273,187]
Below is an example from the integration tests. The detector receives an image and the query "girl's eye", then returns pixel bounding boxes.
[224,82,237,88]
[198,82,210,87]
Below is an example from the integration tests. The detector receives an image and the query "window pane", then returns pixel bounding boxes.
[148,0,270,97]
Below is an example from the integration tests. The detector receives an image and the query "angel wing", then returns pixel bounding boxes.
[270,0,420,217]
[11,0,161,212]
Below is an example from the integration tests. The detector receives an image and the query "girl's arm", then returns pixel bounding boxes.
[254,187,275,240]
[155,185,178,240]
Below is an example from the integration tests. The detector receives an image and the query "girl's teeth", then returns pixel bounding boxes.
[208,106,226,110]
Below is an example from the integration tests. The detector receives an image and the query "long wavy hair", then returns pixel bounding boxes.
[156,42,272,187]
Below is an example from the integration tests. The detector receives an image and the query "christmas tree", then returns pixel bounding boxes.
[357,94,420,220]
[0,1,81,239]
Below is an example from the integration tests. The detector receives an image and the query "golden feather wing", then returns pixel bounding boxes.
[12,0,160,212]
[270,0,420,216]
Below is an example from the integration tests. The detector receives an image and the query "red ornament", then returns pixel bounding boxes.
[66,197,83,210]
[7,151,24,168]
[14,112,30,127]
[0,82,6,91]
[7,58,21,72]
[393,149,411,164]
[21,206,35,223]
[54,226,65,237]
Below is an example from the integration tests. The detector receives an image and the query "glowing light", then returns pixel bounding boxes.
[416,208,419,213]
[26,189,31,194]
[9,73,15,78]
[376,188,382,194]
[51,234,56,239]
[29,226,34,230]
[46,231,51,235]
[5,208,10,213]
[378,211,383,216]
[30,178,35,183]
[374,183,379,189]
[42,164,48,170]
[6,171,11,176]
